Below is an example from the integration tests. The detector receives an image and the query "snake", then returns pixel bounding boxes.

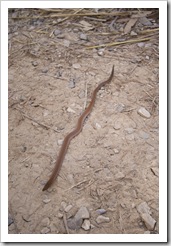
[42,65,114,191]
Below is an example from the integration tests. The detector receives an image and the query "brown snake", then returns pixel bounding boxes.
[42,65,114,191]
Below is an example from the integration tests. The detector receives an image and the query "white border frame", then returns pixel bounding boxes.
[1,1,167,243]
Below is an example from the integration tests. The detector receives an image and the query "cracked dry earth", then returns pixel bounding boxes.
[8,9,159,234]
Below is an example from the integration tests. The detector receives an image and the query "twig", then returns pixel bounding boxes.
[14,107,60,133]
[63,212,70,234]
[86,37,150,49]
[65,179,88,191]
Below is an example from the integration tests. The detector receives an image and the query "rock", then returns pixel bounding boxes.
[32,61,38,67]
[56,34,65,39]
[41,227,50,234]
[137,42,145,48]
[115,172,125,180]
[42,68,48,73]
[43,198,51,204]
[63,40,70,47]
[75,206,90,220]
[61,201,67,210]
[57,139,63,145]
[115,103,125,113]
[97,49,104,56]
[68,78,75,88]
[8,214,14,226]
[58,212,63,218]
[80,33,88,40]
[130,31,137,36]
[64,204,73,213]
[139,17,152,26]
[96,209,106,215]
[141,213,156,230]
[95,122,101,129]
[114,148,120,154]
[146,55,150,60]
[81,219,91,230]
[136,202,152,215]
[72,63,81,69]
[96,215,110,224]
[67,217,82,230]
[41,217,50,227]
[54,29,61,36]
[67,107,76,113]
[113,121,121,130]
[144,230,151,234]
[67,206,90,230]
[137,107,151,118]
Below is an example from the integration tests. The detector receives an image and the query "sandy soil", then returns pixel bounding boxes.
[8,9,159,234]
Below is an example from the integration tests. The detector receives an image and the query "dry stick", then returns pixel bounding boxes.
[10,11,134,19]
[86,37,151,49]
[14,107,60,133]
[63,213,70,234]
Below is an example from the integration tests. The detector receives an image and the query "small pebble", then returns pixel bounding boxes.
[68,78,75,88]
[146,55,150,60]
[141,213,156,230]
[81,219,91,230]
[115,171,125,180]
[54,29,61,36]
[138,107,151,118]
[137,42,145,48]
[63,40,70,47]
[113,121,121,130]
[80,33,88,40]
[41,227,50,234]
[72,63,81,69]
[41,217,50,227]
[97,49,104,56]
[64,204,73,213]
[67,217,82,230]
[96,215,110,224]
[58,212,63,219]
[114,148,120,154]
[95,122,101,129]
[136,202,152,215]
[130,31,137,36]
[43,199,51,204]
[67,107,76,113]
[96,209,106,215]
[42,68,48,73]
[32,61,38,67]
[61,201,67,210]
[75,206,90,220]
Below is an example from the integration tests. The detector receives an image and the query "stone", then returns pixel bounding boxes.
[64,205,73,213]
[72,63,81,69]
[137,107,151,118]
[8,214,14,226]
[96,209,106,215]
[41,217,50,227]
[136,202,152,215]
[141,213,156,230]
[75,206,90,220]
[81,219,91,230]
[41,227,50,234]
[43,198,51,204]
[54,29,61,36]
[96,215,110,224]
[80,33,88,40]
[68,78,75,88]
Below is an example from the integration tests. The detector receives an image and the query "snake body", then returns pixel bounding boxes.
[42,65,114,191]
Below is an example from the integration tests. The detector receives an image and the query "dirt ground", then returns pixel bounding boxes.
[8,9,159,234]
